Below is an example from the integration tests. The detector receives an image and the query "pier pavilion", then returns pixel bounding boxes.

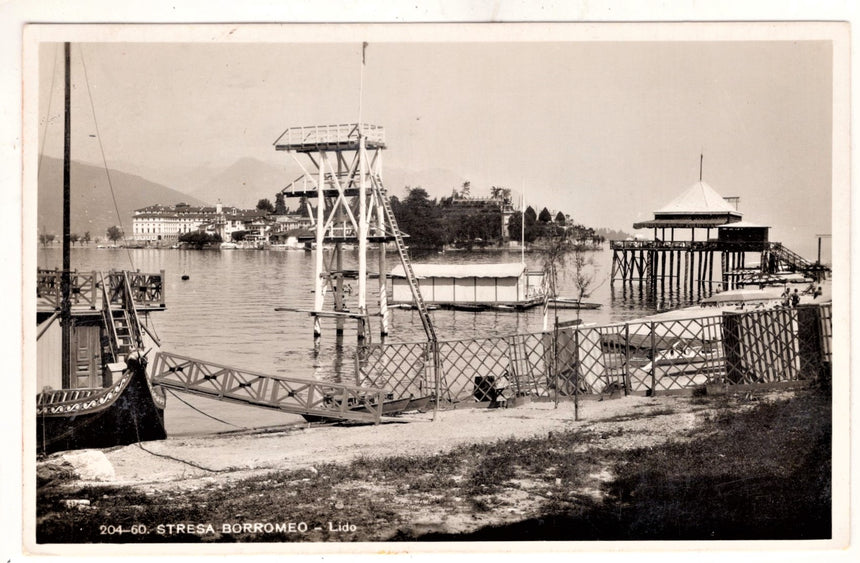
[610,181,828,292]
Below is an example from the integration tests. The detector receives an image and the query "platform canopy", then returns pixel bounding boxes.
[633,181,743,230]
[390,262,527,279]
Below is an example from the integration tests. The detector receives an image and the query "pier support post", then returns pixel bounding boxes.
[660,250,666,288]
[709,251,714,287]
[357,137,368,342]
[378,242,389,337]
[334,244,344,334]
[313,151,326,338]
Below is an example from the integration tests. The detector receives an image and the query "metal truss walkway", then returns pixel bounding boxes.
[151,351,389,423]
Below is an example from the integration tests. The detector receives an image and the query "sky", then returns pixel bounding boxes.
[36,34,835,260]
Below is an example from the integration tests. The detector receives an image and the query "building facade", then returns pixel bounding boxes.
[132,202,314,245]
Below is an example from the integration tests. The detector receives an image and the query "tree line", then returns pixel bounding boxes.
[390,186,604,250]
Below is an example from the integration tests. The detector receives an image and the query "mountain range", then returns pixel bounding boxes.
[36,156,207,240]
[36,155,470,239]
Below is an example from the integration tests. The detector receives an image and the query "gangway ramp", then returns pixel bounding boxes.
[151,351,388,424]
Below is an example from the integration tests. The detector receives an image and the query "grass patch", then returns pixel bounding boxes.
[37,387,831,543]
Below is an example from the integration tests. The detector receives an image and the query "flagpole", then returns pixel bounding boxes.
[358,42,367,131]
[520,184,525,265]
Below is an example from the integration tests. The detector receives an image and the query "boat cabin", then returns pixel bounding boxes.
[389,263,545,309]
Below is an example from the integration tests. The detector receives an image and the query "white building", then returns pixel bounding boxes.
[132,202,267,243]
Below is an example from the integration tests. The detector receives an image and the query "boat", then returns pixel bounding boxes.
[546,297,602,310]
[637,341,720,383]
[300,394,413,423]
[36,43,167,455]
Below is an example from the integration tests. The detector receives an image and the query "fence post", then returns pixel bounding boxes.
[573,328,580,421]
[432,340,440,421]
[650,321,657,396]
[624,323,631,395]
[159,269,166,308]
[90,270,97,309]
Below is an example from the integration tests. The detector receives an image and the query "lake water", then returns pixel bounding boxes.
[36,246,709,433]
[38,245,711,380]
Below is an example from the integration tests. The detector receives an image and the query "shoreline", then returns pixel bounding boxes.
[36,385,830,543]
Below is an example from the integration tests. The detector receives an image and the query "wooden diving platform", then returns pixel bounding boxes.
[274,123,386,153]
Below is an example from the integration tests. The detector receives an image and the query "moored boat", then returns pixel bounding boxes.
[36,43,167,454]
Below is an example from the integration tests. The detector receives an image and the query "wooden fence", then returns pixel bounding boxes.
[37,269,165,310]
[356,303,833,404]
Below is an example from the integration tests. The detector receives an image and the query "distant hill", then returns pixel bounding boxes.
[595,227,636,241]
[184,157,292,209]
[37,156,207,239]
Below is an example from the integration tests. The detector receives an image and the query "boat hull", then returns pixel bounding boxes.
[36,356,166,455]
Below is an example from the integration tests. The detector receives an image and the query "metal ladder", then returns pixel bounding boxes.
[371,179,437,342]
[371,176,450,404]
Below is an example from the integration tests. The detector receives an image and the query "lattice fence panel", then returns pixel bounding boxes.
[597,324,630,391]
[622,320,657,393]
[437,336,515,403]
[504,332,549,397]
[819,304,832,364]
[795,303,832,381]
[354,304,832,402]
[549,326,610,395]
[648,315,725,391]
[722,307,800,384]
[357,341,430,399]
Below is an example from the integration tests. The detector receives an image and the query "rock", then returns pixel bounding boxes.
[36,462,75,487]
[56,450,115,481]
[63,499,91,509]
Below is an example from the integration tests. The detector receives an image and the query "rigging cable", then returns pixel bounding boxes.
[164,388,247,429]
[78,44,136,271]
[37,44,60,180]
[37,45,60,269]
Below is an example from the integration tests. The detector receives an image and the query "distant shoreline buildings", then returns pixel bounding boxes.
[131,201,312,245]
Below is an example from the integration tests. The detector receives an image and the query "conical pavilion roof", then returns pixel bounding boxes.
[655,181,742,216]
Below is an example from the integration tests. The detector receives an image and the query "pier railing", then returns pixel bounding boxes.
[610,240,771,252]
[152,352,388,423]
[356,303,832,403]
[37,269,98,309]
[37,268,165,311]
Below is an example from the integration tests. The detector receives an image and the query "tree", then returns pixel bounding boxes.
[179,231,222,248]
[555,211,566,225]
[391,186,446,249]
[256,198,275,214]
[460,180,471,199]
[524,206,537,223]
[106,226,123,243]
[82,231,91,245]
[570,243,605,317]
[538,207,553,223]
[507,210,539,243]
[274,192,287,215]
[39,233,55,247]
[69,233,79,246]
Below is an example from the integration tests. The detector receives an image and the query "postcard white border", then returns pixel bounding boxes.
[5,10,854,563]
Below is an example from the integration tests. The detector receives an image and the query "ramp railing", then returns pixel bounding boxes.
[152,351,388,423]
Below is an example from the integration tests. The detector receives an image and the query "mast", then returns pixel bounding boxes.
[61,42,72,387]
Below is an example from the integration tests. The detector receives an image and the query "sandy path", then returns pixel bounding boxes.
[50,393,737,493]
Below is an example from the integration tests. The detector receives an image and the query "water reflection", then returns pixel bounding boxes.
[37,246,710,384]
